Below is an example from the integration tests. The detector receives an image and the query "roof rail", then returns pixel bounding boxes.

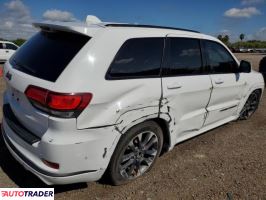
[105,24,200,33]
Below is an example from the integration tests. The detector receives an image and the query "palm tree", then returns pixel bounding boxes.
[217,35,230,45]
[240,33,245,41]
[224,35,229,44]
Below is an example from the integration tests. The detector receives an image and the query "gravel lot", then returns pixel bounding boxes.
[0,53,266,199]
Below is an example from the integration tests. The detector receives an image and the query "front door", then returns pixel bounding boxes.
[203,40,245,126]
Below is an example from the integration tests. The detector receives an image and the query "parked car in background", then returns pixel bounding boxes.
[239,48,249,53]
[0,41,19,63]
[256,48,266,53]
[1,16,265,186]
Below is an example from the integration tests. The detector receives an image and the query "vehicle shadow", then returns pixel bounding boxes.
[0,124,87,194]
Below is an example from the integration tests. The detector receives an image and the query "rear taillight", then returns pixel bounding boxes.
[25,85,92,118]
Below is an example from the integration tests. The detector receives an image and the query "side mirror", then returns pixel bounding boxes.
[239,60,251,73]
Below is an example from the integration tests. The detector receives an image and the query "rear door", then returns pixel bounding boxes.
[4,30,90,138]
[161,36,212,140]
[203,40,245,126]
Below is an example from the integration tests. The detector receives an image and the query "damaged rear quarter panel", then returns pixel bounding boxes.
[114,106,160,134]
[74,31,164,130]
[77,78,162,130]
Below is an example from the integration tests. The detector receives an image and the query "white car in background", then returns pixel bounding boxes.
[0,41,18,63]
[1,16,265,186]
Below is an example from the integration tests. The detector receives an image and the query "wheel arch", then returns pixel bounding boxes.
[115,116,172,155]
[237,85,264,116]
[152,118,171,155]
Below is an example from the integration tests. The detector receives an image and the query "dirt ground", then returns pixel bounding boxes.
[0,53,265,200]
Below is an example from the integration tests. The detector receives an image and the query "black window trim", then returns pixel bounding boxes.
[202,39,239,75]
[161,37,209,77]
[105,37,239,81]
[105,37,165,80]
[5,43,18,50]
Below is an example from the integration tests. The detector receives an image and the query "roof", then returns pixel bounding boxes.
[33,15,211,38]
[32,18,220,44]
[104,24,199,33]
[0,41,17,45]
[33,20,201,36]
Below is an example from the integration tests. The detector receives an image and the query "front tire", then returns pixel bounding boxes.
[107,121,163,185]
[239,90,261,120]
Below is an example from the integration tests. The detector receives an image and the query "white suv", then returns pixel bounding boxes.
[0,41,18,63]
[2,18,264,186]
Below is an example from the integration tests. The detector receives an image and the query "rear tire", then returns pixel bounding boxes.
[107,121,163,185]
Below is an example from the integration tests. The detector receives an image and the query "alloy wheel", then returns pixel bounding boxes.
[119,131,159,179]
[239,91,260,120]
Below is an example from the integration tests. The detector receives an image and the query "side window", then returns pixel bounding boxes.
[107,38,164,79]
[5,43,18,50]
[164,38,203,76]
[204,40,238,74]
[0,43,4,49]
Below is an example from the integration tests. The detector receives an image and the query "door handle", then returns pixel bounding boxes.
[214,79,224,84]
[5,50,9,53]
[167,83,182,89]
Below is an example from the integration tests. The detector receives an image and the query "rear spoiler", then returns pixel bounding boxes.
[33,21,103,37]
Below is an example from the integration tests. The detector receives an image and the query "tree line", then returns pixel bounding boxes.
[217,34,266,49]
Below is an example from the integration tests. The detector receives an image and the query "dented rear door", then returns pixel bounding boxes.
[161,35,212,141]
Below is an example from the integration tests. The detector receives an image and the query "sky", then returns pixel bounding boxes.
[0,0,265,42]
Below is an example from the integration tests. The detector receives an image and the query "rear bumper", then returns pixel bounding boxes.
[2,114,121,185]
[2,128,102,185]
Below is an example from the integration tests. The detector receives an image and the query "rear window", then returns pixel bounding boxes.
[10,31,90,82]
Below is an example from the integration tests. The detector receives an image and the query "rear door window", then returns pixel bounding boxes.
[5,43,18,50]
[106,38,164,79]
[163,38,203,76]
[0,43,4,49]
[11,31,90,82]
